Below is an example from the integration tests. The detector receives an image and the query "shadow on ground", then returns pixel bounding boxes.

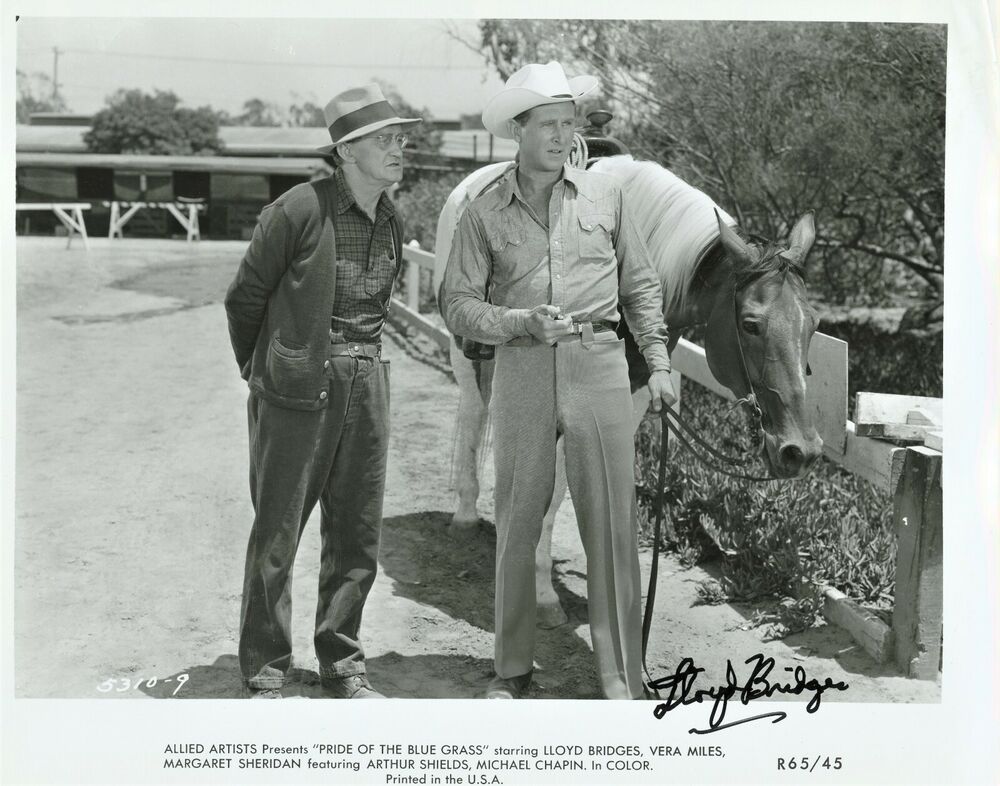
[140,512,604,700]
[378,511,602,699]
[693,560,923,683]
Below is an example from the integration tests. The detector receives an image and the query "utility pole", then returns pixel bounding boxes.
[51,47,62,106]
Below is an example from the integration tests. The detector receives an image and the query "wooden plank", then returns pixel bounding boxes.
[807,332,848,455]
[388,298,450,352]
[824,421,904,494]
[924,430,943,451]
[856,393,942,440]
[405,257,421,312]
[822,586,893,663]
[855,423,938,442]
[16,202,91,211]
[891,446,943,679]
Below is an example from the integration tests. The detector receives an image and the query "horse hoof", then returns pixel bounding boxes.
[536,604,568,629]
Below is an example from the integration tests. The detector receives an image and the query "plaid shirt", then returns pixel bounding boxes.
[330,167,399,342]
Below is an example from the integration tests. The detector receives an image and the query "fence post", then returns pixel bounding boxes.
[891,445,943,679]
[405,245,421,313]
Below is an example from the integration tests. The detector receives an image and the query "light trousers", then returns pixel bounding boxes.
[491,335,643,699]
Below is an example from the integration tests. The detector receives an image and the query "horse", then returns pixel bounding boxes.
[432,154,822,628]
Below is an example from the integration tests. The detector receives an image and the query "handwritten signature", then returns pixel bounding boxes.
[648,655,849,734]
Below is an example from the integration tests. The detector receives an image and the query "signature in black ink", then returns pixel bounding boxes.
[648,655,849,734]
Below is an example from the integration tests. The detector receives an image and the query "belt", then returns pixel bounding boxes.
[329,341,382,358]
[506,319,618,348]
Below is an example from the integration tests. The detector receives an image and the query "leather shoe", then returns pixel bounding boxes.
[322,674,385,699]
[485,671,533,699]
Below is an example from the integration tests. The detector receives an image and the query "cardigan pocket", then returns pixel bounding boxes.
[265,335,315,399]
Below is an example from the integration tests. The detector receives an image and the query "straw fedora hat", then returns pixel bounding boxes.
[481,61,599,140]
[317,84,422,153]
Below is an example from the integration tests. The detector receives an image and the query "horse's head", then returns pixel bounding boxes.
[704,212,823,479]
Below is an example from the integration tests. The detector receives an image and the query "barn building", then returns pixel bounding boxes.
[15,115,516,241]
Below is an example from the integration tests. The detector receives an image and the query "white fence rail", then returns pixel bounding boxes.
[389,245,942,679]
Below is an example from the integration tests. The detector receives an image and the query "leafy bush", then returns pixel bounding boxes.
[820,319,943,408]
[394,173,464,252]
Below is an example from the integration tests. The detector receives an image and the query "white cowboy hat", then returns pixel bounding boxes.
[481,61,599,140]
[317,83,422,153]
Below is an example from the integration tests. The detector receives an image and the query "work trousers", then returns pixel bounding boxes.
[239,353,390,689]
[491,335,643,699]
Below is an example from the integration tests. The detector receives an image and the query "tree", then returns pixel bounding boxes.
[232,98,284,127]
[288,100,326,127]
[469,20,946,309]
[374,79,442,154]
[84,89,224,155]
[16,69,67,123]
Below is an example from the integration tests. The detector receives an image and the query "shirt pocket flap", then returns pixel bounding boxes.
[579,213,614,232]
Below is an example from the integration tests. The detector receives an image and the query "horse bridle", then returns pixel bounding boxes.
[642,260,808,696]
[660,261,807,481]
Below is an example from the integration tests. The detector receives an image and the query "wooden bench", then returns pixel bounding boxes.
[104,199,206,242]
[15,203,92,249]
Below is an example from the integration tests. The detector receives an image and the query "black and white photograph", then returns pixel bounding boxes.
[2,1,997,784]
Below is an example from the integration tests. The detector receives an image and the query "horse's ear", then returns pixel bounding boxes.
[786,212,816,265]
[715,209,753,267]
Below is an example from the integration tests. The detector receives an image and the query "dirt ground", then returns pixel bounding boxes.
[13,236,940,705]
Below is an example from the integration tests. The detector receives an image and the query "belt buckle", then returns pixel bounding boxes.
[347,342,362,358]
[570,321,584,336]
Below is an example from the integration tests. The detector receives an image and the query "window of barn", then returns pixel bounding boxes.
[17,166,77,202]
[210,173,270,240]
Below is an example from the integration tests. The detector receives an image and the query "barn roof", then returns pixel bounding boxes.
[16,151,330,176]
[15,124,518,162]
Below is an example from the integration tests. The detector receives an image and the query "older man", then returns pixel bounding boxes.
[442,62,677,700]
[225,84,420,699]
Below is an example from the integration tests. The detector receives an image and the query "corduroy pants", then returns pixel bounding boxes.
[491,335,643,699]
[238,353,390,689]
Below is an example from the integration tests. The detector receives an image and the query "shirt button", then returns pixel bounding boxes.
[555,273,562,279]
[319,391,328,400]
[323,360,331,369]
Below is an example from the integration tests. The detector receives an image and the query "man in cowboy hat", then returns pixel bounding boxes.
[225,83,420,699]
[442,61,677,700]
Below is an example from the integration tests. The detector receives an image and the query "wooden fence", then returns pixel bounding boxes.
[390,244,942,680]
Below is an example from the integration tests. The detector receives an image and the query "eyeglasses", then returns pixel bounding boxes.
[363,132,409,150]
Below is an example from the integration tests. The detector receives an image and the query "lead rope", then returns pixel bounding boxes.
[641,282,778,697]
[641,408,670,698]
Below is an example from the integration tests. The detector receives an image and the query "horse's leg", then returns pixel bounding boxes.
[449,342,490,530]
[536,435,569,628]
[534,385,655,628]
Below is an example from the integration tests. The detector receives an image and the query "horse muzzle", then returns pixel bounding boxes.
[762,432,823,478]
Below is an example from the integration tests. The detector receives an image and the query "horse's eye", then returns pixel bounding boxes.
[741,319,762,336]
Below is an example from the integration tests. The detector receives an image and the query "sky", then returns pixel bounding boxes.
[15,17,506,121]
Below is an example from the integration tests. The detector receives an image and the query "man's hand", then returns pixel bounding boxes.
[647,370,678,413]
[525,304,573,345]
